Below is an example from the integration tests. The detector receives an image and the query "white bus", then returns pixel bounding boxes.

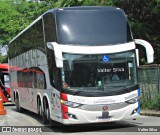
[8,6,154,125]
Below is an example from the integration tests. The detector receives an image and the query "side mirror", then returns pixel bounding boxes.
[47,42,63,68]
[134,39,154,64]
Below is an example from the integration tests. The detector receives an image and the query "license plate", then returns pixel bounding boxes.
[96,116,112,122]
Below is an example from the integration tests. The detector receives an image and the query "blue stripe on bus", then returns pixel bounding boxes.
[138,88,140,96]
[138,100,140,114]
[137,88,140,114]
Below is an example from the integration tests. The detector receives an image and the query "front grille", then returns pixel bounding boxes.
[78,102,129,111]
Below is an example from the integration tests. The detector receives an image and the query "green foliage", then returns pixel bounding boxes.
[0,55,8,63]
[113,0,160,64]
[0,0,54,45]
[82,0,113,6]
[55,0,84,7]
[0,1,19,45]
[141,94,160,110]
[0,0,160,64]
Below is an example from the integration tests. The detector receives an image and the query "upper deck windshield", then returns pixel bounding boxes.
[56,8,132,45]
[62,51,138,95]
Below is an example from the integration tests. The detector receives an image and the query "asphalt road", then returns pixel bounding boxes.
[0,104,160,135]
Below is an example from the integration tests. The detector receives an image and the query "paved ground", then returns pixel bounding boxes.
[0,104,160,135]
[140,110,160,117]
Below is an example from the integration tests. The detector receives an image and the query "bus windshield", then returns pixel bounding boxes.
[62,51,137,93]
[56,9,132,45]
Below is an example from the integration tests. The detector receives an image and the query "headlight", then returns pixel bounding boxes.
[61,100,83,108]
[125,96,140,104]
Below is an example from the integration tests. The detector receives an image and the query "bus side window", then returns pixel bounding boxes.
[47,49,61,89]
[43,13,56,42]
[32,67,46,89]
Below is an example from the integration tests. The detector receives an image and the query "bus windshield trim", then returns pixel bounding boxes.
[47,42,135,55]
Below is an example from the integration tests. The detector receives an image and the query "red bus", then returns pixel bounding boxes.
[0,64,11,102]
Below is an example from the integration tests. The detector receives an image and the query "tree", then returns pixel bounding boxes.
[0,0,159,64]
[0,1,20,45]
[113,0,160,64]
[0,0,53,45]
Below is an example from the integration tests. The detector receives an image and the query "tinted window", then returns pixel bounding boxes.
[43,13,56,42]
[47,49,61,89]
[62,51,137,93]
[9,19,45,59]
[56,9,132,45]
[17,67,46,89]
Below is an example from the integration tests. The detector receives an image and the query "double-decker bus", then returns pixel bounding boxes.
[0,64,11,103]
[8,6,154,125]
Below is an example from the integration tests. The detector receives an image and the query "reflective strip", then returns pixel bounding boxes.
[61,104,69,119]
[138,101,141,114]
[61,93,68,101]
[137,89,141,114]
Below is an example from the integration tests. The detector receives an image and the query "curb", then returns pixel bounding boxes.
[140,110,160,117]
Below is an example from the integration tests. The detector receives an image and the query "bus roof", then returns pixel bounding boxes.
[44,6,124,15]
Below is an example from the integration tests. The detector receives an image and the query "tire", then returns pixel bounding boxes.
[39,103,43,117]
[42,100,50,124]
[37,99,42,117]
[42,99,61,127]
[15,95,23,113]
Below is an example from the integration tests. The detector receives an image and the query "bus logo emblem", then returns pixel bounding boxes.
[103,106,108,111]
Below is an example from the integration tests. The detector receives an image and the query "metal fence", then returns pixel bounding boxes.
[138,64,160,101]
